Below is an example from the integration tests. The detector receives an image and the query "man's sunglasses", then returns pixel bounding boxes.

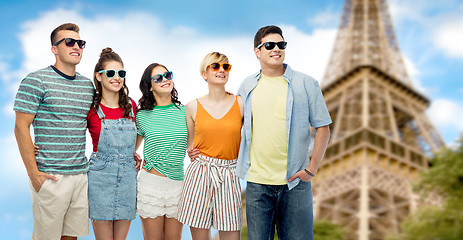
[53,38,86,49]
[98,70,126,78]
[151,71,173,83]
[208,63,232,72]
[256,41,287,50]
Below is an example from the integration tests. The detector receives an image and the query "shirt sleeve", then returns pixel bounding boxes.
[13,74,45,115]
[308,80,332,128]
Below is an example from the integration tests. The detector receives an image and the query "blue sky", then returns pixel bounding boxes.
[1,0,463,239]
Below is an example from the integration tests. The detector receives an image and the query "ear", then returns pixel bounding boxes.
[95,72,102,82]
[51,46,58,55]
[201,72,208,82]
[254,48,261,59]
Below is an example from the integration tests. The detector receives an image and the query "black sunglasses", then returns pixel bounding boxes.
[256,41,287,50]
[151,71,173,83]
[53,38,86,49]
[98,70,126,78]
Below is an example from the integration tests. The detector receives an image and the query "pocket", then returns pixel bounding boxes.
[89,159,109,171]
[37,178,50,194]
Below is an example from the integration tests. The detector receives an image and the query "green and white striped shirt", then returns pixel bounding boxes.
[14,66,94,174]
[136,103,187,181]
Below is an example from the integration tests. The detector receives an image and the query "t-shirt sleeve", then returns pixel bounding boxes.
[13,74,45,115]
[308,80,332,128]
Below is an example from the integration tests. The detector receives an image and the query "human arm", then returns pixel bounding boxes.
[288,125,330,182]
[185,101,199,161]
[14,111,58,192]
[134,134,144,171]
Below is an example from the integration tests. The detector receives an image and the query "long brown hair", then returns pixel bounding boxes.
[93,47,132,118]
[138,63,181,111]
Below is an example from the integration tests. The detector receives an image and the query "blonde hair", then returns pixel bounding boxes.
[199,52,229,74]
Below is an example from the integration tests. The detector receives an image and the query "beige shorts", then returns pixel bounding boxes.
[29,173,89,239]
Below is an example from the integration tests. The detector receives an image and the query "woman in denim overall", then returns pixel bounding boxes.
[87,48,140,239]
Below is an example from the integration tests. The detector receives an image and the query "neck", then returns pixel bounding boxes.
[207,84,228,101]
[153,93,173,106]
[260,64,285,77]
[101,90,120,108]
[53,61,76,76]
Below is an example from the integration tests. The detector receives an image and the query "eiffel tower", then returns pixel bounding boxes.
[312,0,445,239]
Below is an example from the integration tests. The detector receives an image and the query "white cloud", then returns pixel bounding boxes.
[428,99,463,131]
[280,25,337,82]
[307,9,340,28]
[15,9,338,103]
[433,17,463,58]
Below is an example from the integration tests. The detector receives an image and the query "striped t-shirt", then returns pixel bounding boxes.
[136,103,187,181]
[13,66,94,174]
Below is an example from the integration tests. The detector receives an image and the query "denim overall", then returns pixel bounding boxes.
[88,105,137,220]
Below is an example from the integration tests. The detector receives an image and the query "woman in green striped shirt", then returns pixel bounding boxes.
[135,63,187,240]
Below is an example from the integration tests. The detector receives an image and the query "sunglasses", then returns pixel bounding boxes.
[53,38,86,49]
[208,63,232,72]
[256,41,287,50]
[151,71,173,83]
[98,70,126,78]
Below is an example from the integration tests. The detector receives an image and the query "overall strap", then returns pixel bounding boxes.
[96,105,105,119]
[129,99,135,118]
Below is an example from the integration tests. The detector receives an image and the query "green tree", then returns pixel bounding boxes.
[387,136,463,240]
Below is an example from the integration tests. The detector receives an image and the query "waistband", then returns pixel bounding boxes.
[195,154,237,168]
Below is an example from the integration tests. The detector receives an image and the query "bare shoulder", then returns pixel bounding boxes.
[185,99,197,118]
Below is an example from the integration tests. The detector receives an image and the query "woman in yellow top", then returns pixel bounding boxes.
[177,52,244,240]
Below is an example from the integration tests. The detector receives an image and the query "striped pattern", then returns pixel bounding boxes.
[136,103,187,181]
[177,155,242,231]
[14,66,94,174]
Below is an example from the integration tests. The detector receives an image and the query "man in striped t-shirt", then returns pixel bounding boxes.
[14,23,93,240]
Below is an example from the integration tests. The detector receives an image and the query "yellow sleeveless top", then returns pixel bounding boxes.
[193,96,241,160]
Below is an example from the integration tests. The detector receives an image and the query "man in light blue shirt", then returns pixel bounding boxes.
[237,25,332,240]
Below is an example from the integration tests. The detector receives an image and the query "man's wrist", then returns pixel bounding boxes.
[304,169,315,177]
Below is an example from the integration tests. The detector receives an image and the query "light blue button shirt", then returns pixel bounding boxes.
[236,64,332,190]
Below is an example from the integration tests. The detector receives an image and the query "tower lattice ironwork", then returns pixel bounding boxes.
[313,0,445,239]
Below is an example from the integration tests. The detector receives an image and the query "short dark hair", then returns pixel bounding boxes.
[254,25,284,48]
[50,23,80,46]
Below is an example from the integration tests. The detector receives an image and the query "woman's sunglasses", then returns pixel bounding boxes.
[151,71,173,83]
[208,63,232,72]
[53,38,86,49]
[256,41,287,50]
[98,70,126,78]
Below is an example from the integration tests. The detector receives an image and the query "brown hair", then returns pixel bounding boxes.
[253,25,284,48]
[50,23,80,46]
[93,47,132,118]
[138,63,181,111]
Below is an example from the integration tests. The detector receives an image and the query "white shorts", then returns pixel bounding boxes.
[29,173,89,240]
[137,169,183,219]
[178,155,242,231]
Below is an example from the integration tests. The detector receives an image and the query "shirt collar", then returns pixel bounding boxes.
[253,63,292,83]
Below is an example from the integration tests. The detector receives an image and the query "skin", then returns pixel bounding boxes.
[135,66,183,240]
[185,62,243,240]
[14,29,84,240]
